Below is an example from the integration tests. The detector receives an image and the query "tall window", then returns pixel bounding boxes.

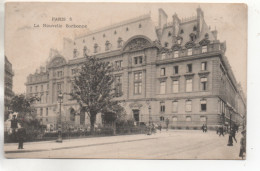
[134,56,143,65]
[185,100,192,112]
[134,72,142,95]
[160,81,166,94]
[73,49,77,58]
[161,53,166,60]
[115,60,122,68]
[46,92,48,103]
[115,75,122,97]
[187,48,193,56]
[46,108,48,116]
[201,62,207,71]
[174,51,179,58]
[201,77,207,91]
[201,99,207,111]
[172,80,179,93]
[187,64,192,73]
[40,108,43,116]
[35,86,38,92]
[160,68,166,76]
[186,79,192,92]
[41,85,43,92]
[172,101,178,112]
[202,46,207,53]
[83,46,87,56]
[174,66,178,74]
[57,71,63,78]
[30,86,32,92]
[160,102,165,113]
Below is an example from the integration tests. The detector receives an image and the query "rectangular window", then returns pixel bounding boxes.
[188,48,193,56]
[187,64,192,73]
[40,108,43,116]
[47,84,49,90]
[174,51,179,58]
[172,101,178,112]
[139,56,143,64]
[134,82,142,94]
[174,66,178,74]
[46,108,48,116]
[57,83,61,90]
[186,100,192,112]
[172,80,179,93]
[134,72,142,81]
[201,77,207,91]
[115,60,122,68]
[160,81,166,94]
[202,46,207,53]
[186,79,192,92]
[160,68,166,76]
[35,86,38,92]
[115,75,122,97]
[57,71,63,78]
[160,102,165,113]
[201,62,207,71]
[201,100,207,111]
[161,53,166,60]
[41,85,43,91]
[46,93,48,103]
[134,57,138,64]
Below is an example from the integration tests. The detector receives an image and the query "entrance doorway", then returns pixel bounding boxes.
[133,110,140,122]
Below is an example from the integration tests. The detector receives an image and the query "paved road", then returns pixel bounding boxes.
[4,130,243,159]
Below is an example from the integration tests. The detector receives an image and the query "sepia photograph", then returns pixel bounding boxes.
[4,2,247,159]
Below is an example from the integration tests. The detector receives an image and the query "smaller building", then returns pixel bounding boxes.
[4,56,14,113]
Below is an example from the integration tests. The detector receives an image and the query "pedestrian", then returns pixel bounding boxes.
[239,129,246,159]
[205,124,208,132]
[165,118,169,131]
[17,127,26,149]
[201,124,205,132]
[231,127,237,143]
[219,125,224,136]
[158,123,162,133]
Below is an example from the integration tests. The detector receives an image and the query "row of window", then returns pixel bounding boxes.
[30,84,49,93]
[39,107,48,116]
[159,76,208,94]
[159,99,207,113]
[160,62,207,76]
[161,45,208,59]
[160,116,207,122]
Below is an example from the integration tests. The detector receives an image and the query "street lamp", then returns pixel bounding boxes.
[56,91,63,143]
[227,106,233,146]
[146,100,152,135]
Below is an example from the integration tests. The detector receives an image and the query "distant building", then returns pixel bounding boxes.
[5,56,14,113]
[25,8,246,130]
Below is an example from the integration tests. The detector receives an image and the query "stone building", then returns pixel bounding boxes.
[25,8,246,130]
[5,56,14,113]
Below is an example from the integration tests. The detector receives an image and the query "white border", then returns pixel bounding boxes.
[1,0,260,171]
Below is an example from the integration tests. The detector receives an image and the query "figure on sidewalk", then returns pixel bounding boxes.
[17,127,26,149]
[239,129,246,159]
[165,118,169,131]
[158,123,162,133]
[231,127,237,143]
[219,125,225,136]
[201,124,207,133]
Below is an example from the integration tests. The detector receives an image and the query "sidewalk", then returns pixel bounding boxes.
[4,130,170,154]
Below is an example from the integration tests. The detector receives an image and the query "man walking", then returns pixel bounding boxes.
[219,125,225,136]
[165,118,169,131]
[17,127,26,149]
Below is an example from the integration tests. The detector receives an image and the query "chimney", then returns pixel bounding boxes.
[172,13,180,36]
[158,8,168,29]
[196,7,204,35]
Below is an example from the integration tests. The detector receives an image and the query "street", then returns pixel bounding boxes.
[4,130,243,159]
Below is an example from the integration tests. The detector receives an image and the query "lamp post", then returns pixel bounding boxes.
[56,91,63,143]
[227,106,233,146]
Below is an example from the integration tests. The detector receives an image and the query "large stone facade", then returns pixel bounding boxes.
[25,8,246,130]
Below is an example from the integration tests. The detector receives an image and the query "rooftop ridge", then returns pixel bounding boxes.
[75,13,151,39]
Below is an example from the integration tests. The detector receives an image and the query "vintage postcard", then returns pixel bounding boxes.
[4,2,247,159]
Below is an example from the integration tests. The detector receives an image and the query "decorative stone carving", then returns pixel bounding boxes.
[171,44,182,51]
[198,71,210,77]
[129,103,143,109]
[48,56,66,68]
[185,41,196,49]
[124,38,151,52]
[199,38,210,46]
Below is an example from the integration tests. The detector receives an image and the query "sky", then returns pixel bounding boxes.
[5,2,247,95]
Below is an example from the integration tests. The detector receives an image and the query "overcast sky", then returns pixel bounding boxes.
[5,2,247,95]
